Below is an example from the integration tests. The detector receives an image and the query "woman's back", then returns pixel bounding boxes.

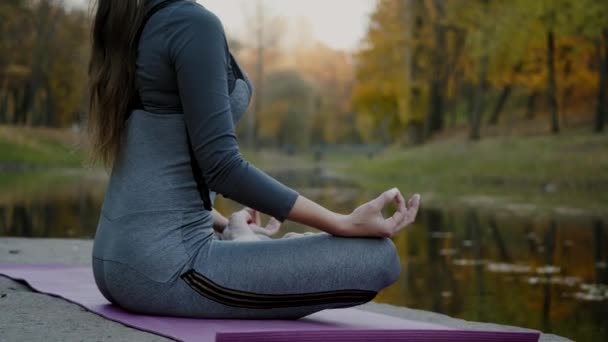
[93,0,224,285]
[94,0,258,274]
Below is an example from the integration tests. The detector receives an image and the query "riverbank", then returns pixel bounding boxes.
[0,125,83,168]
[0,238,569,341]
[1,124,607,218]
[324,130,608,218]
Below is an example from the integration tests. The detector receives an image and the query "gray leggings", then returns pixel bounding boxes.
[93,231,400,319]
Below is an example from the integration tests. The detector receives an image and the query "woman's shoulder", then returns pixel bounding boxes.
[164,1,225,36]
[158,1,230,69]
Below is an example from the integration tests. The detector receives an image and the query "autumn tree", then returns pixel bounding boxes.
[0,0,89,127]
[507,0,577,134]
[570,0,608,132]
[353,0,427,145]
[242,0,285,149]
[259,70,314,150]
[425,0,448,136]
[294,43,358,144]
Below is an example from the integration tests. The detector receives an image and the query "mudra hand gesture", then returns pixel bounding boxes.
[220,208,282,241]
[340,188,421,238]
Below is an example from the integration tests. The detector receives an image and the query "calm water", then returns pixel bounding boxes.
[1,169,606,342]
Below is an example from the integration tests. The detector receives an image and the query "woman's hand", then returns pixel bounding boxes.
[211,208,229,234]
[338,188,421,238]
[221,208,282,241]
[284,189,421,238]
[242,207,282,237]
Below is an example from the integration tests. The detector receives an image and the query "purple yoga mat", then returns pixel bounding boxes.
[0,264,540,342]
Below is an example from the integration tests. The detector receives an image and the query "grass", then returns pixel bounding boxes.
[323,130,608,216]
[0,125,84,166]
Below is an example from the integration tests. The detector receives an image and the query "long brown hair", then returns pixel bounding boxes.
[87,0,146,168]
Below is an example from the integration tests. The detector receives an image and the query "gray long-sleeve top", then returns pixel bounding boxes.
[136,0,299,222]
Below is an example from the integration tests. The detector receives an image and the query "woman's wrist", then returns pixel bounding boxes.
[286,195,353,236]
[333,213,352,236]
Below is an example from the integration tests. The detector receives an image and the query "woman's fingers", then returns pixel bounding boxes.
[255,210,261,226]
[381,192,422,236]
[249,225,268,235]
[265,217,281,235]
[244,207,256,225]
[407,195,416,208]
[241,209,282,237]
[249,217,282,236]
[231,209,252,226]
[395,194,421,233]
[244,207,261,226]
[385,189,406,230]
[370,187,400,211]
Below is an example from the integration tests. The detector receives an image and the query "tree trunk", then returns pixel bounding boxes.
[488,84,512,125]
[20,83,31,125]
[541,220,557,332]
[0,75,9,123]
[12,86,25,124]
[595,29,608,133]
[488,62,522,125]
[23,1,55,126]
[525,91,539,120]
[0,91,7,123]
[489,218,511,263]
[469,0,490,141]
[546,29,560,133]
[604,28,608,128]
[470,55,488,141]
[427,77,445,136]
[426,0,447,136]
[593,220,607,285]
[464,81,475,124]
[45,80,55,126]
[406,121,424,145]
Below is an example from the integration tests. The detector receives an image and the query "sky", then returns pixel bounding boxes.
[70,0,376,52]
[202,0,377,51]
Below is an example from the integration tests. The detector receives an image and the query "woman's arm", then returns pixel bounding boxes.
[163,4,421,237]
[166,4,298,222]
[287,189,421,238]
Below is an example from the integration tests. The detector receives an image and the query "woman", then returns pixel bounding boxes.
[88,0,421,319]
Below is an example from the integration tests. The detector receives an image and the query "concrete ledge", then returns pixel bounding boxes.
[0,238,570,341]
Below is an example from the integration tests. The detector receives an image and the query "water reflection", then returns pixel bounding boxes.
[0,179,102,238]
[0,170,606,342]
[380,209,608,342]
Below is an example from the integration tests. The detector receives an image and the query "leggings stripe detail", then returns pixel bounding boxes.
[181,270,377,309]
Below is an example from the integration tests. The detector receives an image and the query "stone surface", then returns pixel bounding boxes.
[0,238,571,342]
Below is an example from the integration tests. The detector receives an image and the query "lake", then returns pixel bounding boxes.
[0,168,606,342]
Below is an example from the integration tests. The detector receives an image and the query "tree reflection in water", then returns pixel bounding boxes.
[0,173,606,342]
